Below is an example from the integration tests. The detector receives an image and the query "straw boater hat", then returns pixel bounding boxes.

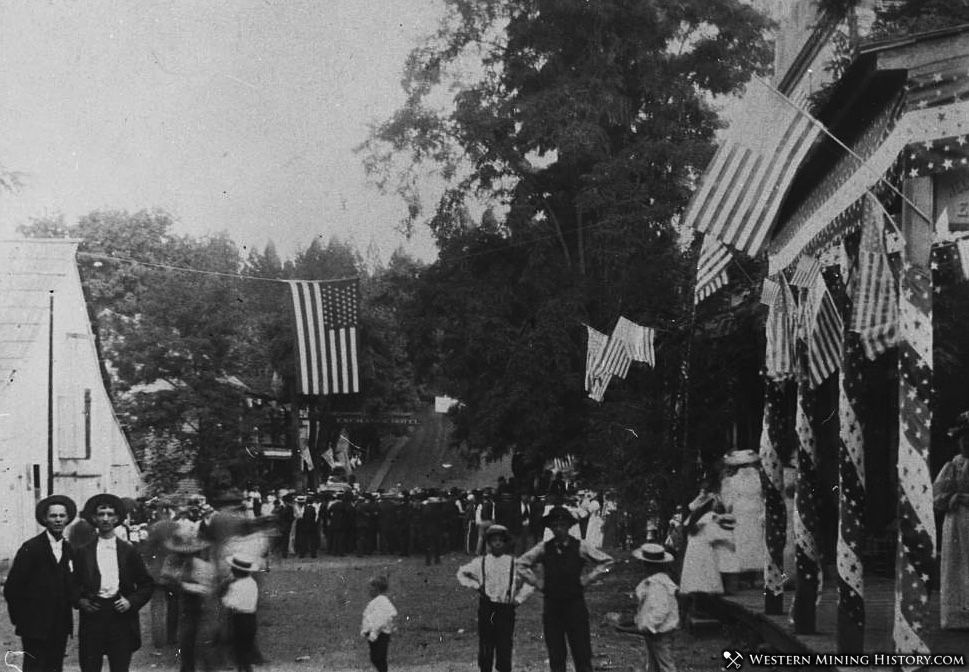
[542,506,577,526]
[723,449,760,467]
[35,494,77,526]
[228,554,257,573]
[632,542,673,564]
[484,524,511,541]
[82,493,126,522]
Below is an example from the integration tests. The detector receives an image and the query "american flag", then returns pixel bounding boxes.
[613,316,655,367]
[765,274,796,381]
[760,278,779,307]
[682,78,821,258]
[593,330,632,381]
[585,326,608,392]
[694,235,731,304]
[288,279,360,395]
[789,254,821,288]
[849,196,898,360]
[801,273,842,389]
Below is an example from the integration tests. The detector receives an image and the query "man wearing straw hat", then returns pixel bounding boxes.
[516,506,613,672]
[4,494,78,672]
[73,493,154,672]
[629,542,680,672]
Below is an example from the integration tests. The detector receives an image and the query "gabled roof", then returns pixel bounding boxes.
[0,238,81,394]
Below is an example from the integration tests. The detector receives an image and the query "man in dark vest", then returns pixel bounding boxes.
[515,507,613,672]
[4,495,77,672]
[73,494,154,672]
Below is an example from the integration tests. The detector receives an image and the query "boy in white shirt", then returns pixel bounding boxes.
[361,575,397,672]
[457,524,534,672]
[222,555,259,672]
[630,543,679,672]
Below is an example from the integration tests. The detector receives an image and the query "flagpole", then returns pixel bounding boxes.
[47,290,55,496]
[753,76,933,227]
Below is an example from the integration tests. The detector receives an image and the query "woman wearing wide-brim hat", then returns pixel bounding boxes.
[517,506,614,672]
[933,410,969,629]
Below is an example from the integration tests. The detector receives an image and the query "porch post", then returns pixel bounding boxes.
[760,377,787,615]
[893,176,936,655]
[830,264,866,652]
[793,364,821,634]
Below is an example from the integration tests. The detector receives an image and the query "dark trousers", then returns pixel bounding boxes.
[229,612,257,672]
[177,593,218,672]
[477,599,515,672]
[542,598,593,672]
[21,634,68,672]
[295,527,318,557]
[424,529,442,565]
[368,632,390,672]
[78,598,134,672]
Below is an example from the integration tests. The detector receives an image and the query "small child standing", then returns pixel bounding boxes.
[221,554,260,672]
[456,524,534,672]
[361,575,397,672]
[631,542,680,672]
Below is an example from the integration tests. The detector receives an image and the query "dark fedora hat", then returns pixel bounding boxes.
[542,506,577,526]
[35,494,77,526]
[82,493,126,522]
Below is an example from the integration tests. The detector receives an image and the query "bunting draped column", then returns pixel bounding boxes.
[793,377,822,634]
[759,377,788,615]
[893,176,935,657]
[832,267,866,653]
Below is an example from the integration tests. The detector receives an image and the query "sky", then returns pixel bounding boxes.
[0,0,443,263]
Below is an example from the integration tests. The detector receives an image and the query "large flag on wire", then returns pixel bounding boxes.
[585,326,608,392]
[614,316,655,367]
[849,196,898,360]
[288,278,360,395]
[801,273,843,388]
[682,79,821,257]
[695,235,731,304]
[593,327,632,381]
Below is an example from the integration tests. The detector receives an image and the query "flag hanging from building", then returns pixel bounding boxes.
[801,273,843,388]
[334,430,353,473]
[681,78,821,257]
[288,278,360,395]
[300,442,314,471]
[613,316,655,367]
[789,254,822,288]
[695,234,731,304]
[849,196,898,360]
[765,274,797,381]
[760,278,780,306]
[585,326,608,392]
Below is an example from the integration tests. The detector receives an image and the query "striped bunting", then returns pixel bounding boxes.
[849,195,898,360]
[682,79,821,258]
[288,279,361,395]
[760,278,780,306]
[801,273,843,389]
[695,235,731,304]
[592,328,632,381]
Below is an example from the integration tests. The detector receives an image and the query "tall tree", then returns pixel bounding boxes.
[365,0,773,494]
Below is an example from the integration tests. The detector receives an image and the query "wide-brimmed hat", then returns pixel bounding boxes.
[632,542,673,564]
[35,495,77,526]
[543,506,577,526]
[723,449,760,467]
[228,554,257,573]
[948,411,969,438]
[82,493,126,522]
[164,529,210,554]
[484,524,511,541]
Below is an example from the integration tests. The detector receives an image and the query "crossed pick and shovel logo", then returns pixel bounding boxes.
[722,650,744,670]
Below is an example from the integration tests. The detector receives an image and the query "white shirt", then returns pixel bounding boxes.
[222,576,258,613]
[634,573,679,634]
[457,554,534,605]
[46,531,64,563]
[360,594,397,641]
[96,536,120,597]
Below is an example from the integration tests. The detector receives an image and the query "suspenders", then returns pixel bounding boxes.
[479,555,517,604]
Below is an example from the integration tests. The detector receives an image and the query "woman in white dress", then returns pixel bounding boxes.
[679,496,735,595]
[583,493,605,549]
[720,450,766,581]
[934,412,969,630]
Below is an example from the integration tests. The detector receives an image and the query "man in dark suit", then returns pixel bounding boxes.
[4,494,78,672]
[73,494,153,672]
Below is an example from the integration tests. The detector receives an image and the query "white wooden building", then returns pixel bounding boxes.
[0,239,143,562]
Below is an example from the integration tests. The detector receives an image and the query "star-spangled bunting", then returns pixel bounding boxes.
[849,195,899,360]
[759,377,788,612]
[794,377,822,628]
[830,267,866,649]
[894,263,936,657]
